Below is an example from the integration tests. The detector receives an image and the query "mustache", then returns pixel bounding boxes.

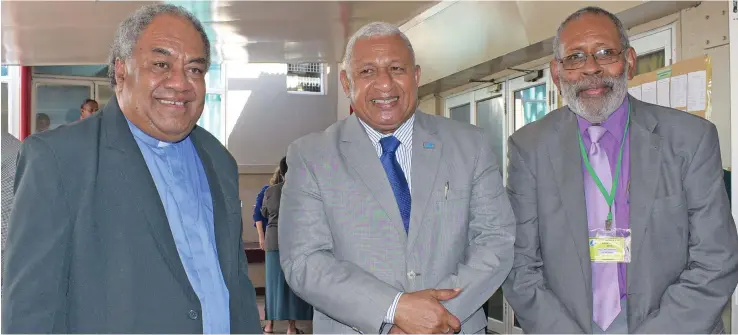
[563,74,621,95]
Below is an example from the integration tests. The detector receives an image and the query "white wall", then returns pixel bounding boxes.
[225,63,338,168]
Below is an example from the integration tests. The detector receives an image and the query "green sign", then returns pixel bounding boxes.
[656,68,672,80]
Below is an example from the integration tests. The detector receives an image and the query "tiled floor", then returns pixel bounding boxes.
[256,295,313,334]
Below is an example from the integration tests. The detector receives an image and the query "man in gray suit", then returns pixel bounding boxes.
[502,7,738,334]
[279,22,516,334]
[1,132,21,263]
[2,4,261,333]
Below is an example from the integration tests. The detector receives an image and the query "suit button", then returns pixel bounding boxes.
[188,310,199,320]
[407,271,417,279]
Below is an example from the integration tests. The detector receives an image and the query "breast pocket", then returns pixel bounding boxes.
[434,186,471,236]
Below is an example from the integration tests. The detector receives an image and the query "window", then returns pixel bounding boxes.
[197,63,227,144]
[1,65,20,137]
[630,24,676,75]
[513,84,548,131]
[287,63,324,94]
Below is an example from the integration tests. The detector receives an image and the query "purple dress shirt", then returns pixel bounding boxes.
[577,97,630,300]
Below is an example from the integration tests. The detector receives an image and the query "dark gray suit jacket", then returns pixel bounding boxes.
[260,182,282,252]
[2,96,262,334]
[502,96,738,333]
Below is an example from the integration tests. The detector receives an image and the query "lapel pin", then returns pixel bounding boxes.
[423,142,435,149]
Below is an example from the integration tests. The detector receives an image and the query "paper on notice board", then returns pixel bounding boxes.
[628,86,641,100]
[687,70,706,112]
[657,78,670,107]
[641,82,657,104]
[670,74,687,108]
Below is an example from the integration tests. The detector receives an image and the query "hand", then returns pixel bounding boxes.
[393,288,462,334]
[388,325,406,334]
[258,236,265,250]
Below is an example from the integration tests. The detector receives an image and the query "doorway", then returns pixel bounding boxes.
[444,65,556,334]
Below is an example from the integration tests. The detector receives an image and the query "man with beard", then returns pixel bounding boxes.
[502,6,738,334]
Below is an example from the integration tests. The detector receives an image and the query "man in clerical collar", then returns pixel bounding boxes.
[502,6,738,334]
[3,4,261,334]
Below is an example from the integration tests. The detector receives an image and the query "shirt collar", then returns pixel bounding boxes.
[576,96,629,142]
[126,118,179,148]
[358,113,415,147]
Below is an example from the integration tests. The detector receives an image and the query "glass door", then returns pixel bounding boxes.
[445,84,508,334]
[508,67,556,134]
[504,66,555,334]
[445,93,472,124]
[32,79,94,133]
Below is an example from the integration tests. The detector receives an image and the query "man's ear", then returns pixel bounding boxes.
[340,70,351,98]
[625,47,637,80]
[114,58,127,92]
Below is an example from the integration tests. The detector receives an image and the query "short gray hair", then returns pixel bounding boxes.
[342,22,415,79]
[107,4,211,87]
[552,7,630,59]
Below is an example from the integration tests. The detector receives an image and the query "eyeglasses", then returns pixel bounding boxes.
[558,48,624,70]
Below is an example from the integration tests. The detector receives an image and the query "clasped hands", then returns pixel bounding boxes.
[388,288,462,334]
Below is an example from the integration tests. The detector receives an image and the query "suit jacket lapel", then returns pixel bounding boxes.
[626,98,661,287]
[407,112,442,248]
[100,96,197,301]
[190,129,234,285]
[548,107,591,290]
[339,115,407,241]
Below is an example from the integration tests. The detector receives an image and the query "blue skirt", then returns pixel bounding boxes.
[265,251,313,320]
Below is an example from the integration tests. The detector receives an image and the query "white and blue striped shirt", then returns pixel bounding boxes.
[357,113,416,329]
[358,113,414,191]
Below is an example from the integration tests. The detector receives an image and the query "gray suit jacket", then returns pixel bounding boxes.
[2,96,262,334]
[1,132,21,261]
[261,182,283,251]
[502,97,738,333]
[278,112,516,334]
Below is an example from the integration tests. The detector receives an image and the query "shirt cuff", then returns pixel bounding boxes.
[384,292,403,324]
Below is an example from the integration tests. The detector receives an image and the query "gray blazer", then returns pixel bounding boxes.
[1,132,21,261]
[2,96,262,334]
[278,112,516,334]
[502,96,738,333]
[261,182,283,251]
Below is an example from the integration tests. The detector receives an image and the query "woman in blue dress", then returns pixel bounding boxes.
[253,179,271,332]
[260,157,313,333]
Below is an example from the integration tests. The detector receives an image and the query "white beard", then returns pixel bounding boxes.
[559,64,629,123]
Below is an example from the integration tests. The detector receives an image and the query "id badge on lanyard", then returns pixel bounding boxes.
[582,107,632,264]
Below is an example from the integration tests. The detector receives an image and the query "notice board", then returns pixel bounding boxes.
[627,55,712,120]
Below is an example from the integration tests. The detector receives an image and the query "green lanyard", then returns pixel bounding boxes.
[577,105,631,230]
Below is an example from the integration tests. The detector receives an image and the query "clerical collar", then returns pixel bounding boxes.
[125,118,174,148]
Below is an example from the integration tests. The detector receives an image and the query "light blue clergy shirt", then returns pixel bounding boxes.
[127,120,230,334]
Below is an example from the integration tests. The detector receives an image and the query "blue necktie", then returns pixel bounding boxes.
[380,136,411,233]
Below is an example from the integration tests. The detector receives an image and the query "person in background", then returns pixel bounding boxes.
[278,21,515,334]
[252,168,277,333]
[2,4,261,333]
[502,6,738,334]
[261,157,312,334]
[36,113,50,132]
[80,99,99,120]
[1,131,21,265]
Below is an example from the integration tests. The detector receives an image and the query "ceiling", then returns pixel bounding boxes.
[1,0,437,66]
